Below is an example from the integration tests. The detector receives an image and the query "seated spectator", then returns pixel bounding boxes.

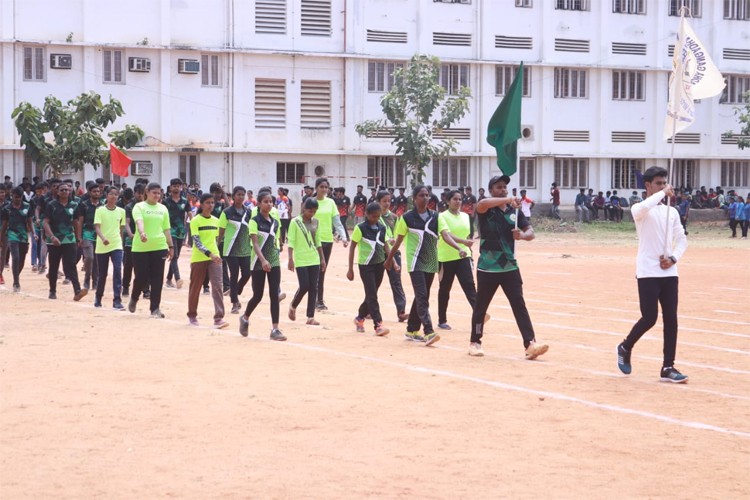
[629,190,642,206]
[609,191,624,222]
[592,191,605,220]
[677,194,690,235]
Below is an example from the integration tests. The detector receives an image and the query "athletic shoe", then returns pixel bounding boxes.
[38,266,46,275]
[278,292,286,302]
[48,291,57,300]
[288,306,297,321]
[122,286,129,296]
[397,312,409,322]
[62,279,70,285]
[203,287,210,295]
[424,332,441,346]
[306,318,320,326]
[231,302,241,314]
[468,342,484,357]
[660,366,689,384]
[404,331,424,342]
[189,317,200,327]
[150,309,165,319]
[73,288,88,302]
[128,299,137,313]
[223,288,231,297]
[270,328,287,341]
[617,343,632,375]
[113,301,125,311]
[525,341,549,360]
[143,290,151,299]
[239,316,249,337]
[165,279,175,288]
[213,320,229,330]
[374,324,389,336]
[12,284,20,293]
[354,317,365,333]
[94,299,102,308]
[437,323,452,330]
[315,302,328,311]
[175,279,184,289]
[31,265,38,272]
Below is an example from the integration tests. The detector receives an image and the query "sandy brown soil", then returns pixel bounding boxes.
[1,224,749,498]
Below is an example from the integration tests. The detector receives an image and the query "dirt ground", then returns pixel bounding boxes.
[1,222,749,499]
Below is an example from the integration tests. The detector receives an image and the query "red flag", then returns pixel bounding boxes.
[109,144,132,178]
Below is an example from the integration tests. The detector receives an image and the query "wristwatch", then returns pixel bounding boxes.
[668,256,677,264]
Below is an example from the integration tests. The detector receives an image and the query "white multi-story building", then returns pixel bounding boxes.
[0,0,749,204]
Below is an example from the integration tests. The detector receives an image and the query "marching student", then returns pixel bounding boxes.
[376,190,408,321]
[187,193,228,328]
[468,175,548,359]
[348,202,392,336]
[617,166,689,383]
[0,186,33,292]
[93,186,126,309]
[128,182,174,318]
[75,182,102,290]
[123,183,149,299]
[384,185,440,346]
[239,191,286,341]
[43,183,87,301]
[164,178,192,289]
[287,197,326,325]
[219,186,252,314]
[312,178,348,311]
[437,189,479,330]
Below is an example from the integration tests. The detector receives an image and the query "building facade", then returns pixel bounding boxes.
[0,0,749,204]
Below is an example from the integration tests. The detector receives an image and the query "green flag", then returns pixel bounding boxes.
[487,62,523,176]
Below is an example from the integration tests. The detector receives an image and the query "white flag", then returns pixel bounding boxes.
[663,16,726,141]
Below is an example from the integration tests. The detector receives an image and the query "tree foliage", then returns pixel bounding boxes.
[11,91,144,176]
[355,55,471,187]
[724,90,750,150]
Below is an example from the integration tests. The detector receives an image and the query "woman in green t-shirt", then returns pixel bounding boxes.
[377,190,408,322]
[312,177,348,311]
[128,182,174,319]
[287,198,326,325]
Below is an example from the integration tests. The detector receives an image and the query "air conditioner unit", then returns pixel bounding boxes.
[129,57,151,72]
[521,125,534,141]
[178,59,200,74]
[50,54,72,69]
[132,161,153,176]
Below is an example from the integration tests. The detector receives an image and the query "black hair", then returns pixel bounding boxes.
[121,188,134,201]
[146,182,162,192]
[376,190,391,201]
[303,198,319,210]
[95,178,106,185]
[209,182,223,193]
[85,180,96,190]
[366,202,381,215]
[315,177,329,188]
[256,191,273,204]
[232,185,246,196]
[199,193,214,204]
[412,184,428,198]
[133,183,145,195]
[170,178,183,186]
[446,189,462,201]
[11,185,24,197]
[643,166,668,183]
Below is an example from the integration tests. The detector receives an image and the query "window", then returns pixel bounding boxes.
[613,0,645,14]
[671,159,700,189]
[368,61,404,93]
[23,46,45,81]
[277,162,306,184]
[201,54,221,87]
[367,157,406,189]
[301,0,332,36]
[516,0,532,6]
[440,64,470,95]
[179,154,199,186]
[612,70,645,100]
[432,157,469,188]
[611,159,644,190]
[720,74,750,104]
[255,79,286,129]
[519,158,536,188]
[554,158,588,188]
[725,0,750,20]
[556,0,589,11]
[300,80,331,129]
[103,49,124,84]
[721,160,750,187]
[256,0,286,34]
[669,0,701,17]
[554,68,587,98]
[495,65,531,97]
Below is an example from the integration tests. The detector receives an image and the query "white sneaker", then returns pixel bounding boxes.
[468,342,484,357]
[525,341,549,360]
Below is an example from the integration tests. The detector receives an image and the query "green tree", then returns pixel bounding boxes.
[355,55,471,187]
[12,91,144,176]
[724,90,750,150]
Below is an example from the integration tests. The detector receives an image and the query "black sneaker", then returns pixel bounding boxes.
[94,299,102,308]
[660,366,688,384]
[203,287,210,295]
[128,299,137,313]
[113,301,125,311]
[617,343,632,375]
[143,290,151,299]
[239,316,249,337]
[315,301,328,311]
[48,291,57,300]
[122,286,129,297]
